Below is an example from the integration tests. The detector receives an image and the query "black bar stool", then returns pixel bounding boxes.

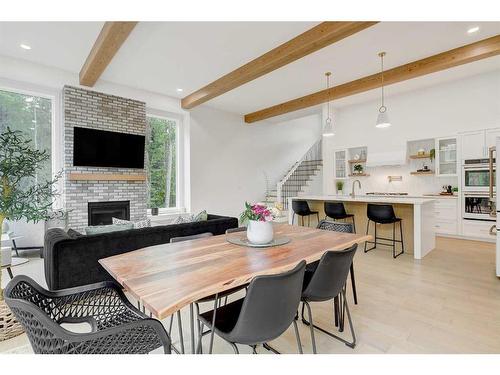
[364,204,404,258]
[292,200,319,227]
[324,202,356,233]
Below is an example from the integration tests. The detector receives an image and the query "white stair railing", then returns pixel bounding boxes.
[276,139,322,210]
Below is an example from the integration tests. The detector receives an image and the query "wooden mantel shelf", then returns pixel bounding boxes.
[69,173,146,182]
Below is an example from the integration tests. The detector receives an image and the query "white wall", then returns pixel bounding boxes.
[190,106,321,217]
[323,70,500,195]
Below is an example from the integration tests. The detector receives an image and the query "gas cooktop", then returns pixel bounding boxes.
[365,192,409,196]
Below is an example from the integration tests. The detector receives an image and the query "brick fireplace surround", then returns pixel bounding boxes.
[63,86,147,232]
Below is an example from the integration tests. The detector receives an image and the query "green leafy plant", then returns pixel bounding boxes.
[0,128,61,300]
[336,180,344,192]
[353,164,364,174]
[429,148,435,162]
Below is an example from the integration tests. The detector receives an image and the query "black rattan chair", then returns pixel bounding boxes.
[300,244,358,353]
[324,202,356,232]
[196,261,306,354]
[292,200,319,227]
[4,275,171,354]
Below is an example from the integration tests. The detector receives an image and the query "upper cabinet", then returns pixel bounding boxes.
[460,128,500,160]
[334,149,347,179]
[436,137,457,176]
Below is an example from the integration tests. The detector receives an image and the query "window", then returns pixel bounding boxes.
[0,88,53,185]
[146,115,178,210]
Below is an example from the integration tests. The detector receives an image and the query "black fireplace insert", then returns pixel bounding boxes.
[88,201,130,226]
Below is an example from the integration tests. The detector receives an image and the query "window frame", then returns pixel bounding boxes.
[0,79,62,208]
[146,109,185,216]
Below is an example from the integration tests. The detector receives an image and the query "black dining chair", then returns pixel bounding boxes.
[314,220,358,307]
[364,204,404,258]
[324,202,356,232]
[170,232,247,354]
[300,244,358,353]
[4,275,171,354]
[168,232,215,353]
[292,200,319,227]
[196,261,306,354]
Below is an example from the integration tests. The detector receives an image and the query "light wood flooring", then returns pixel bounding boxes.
[1,236,499,354]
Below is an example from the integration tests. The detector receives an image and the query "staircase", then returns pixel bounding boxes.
[263,140,323,213]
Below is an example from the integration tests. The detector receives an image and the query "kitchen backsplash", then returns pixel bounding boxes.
[334,164,458,195]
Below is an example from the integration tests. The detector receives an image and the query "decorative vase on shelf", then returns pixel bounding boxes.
[1,220,9,234]
[247,220,274,245]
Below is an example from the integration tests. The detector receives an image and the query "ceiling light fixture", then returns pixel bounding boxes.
[467,26,479,34]
[20,44,31,50]
[176,88,183,93]
[375,52,391,129]
[322,72,335,137]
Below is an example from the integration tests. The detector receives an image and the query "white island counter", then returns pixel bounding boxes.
[288,195,436,259]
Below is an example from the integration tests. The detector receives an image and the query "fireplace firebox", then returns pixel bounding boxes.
[88,201,130,226]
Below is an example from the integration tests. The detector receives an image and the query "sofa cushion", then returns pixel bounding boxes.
[193,210,208,222]
[112,217,151,229]
[85,223,134,235]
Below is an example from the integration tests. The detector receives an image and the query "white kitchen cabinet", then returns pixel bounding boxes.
[433,198,459,235]
[334,149,347,179]
[460,131,487,160]
[460,128,500,160]
[485,128,500,151]
[435,137,457,176]
[461,219,496,240]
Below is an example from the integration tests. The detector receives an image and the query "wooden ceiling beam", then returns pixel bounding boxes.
[181,21,378,109]
[244,34,500,123]
[79,22,138,87]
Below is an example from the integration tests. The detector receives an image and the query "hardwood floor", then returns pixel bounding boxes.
[1,236,499,354]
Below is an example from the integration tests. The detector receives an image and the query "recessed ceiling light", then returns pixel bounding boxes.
[20,44,31,50]
[176,88,183,93]
[467,26,479,34]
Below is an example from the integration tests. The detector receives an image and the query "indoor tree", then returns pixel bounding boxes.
[0,127,60,301]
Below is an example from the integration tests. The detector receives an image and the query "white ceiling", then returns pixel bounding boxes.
[0,21,499,118]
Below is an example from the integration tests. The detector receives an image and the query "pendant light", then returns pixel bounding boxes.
[322,72,335,137]
[376,52,391,128]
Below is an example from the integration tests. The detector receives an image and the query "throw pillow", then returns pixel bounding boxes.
[171,215,194,225]
[67,229,84,238]
[112,217,151,229]
[193,210,208,222]
[85,223,134,235]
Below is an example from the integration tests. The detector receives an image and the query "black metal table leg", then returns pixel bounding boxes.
[7,267,14,279]
[12,239,19,257]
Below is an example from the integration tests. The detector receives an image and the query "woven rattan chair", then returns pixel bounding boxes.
[4,275,171,354]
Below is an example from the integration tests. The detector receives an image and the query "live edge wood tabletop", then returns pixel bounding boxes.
[99,224,372,320]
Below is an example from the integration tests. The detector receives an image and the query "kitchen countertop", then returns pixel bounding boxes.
[292,195,436,205]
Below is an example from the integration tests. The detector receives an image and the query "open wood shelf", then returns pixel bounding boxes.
[348,173,370,177]
[348,159,367,163]
[69,173,146,182]
[409,154,432,159]
[410,171,434,175]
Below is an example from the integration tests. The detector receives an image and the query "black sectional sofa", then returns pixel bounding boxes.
[44,214,238,290]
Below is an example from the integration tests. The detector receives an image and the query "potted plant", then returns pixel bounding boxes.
[336,180,344,195]
[0,128,60,341]
[353,164,364,175]
[239,202,277,245]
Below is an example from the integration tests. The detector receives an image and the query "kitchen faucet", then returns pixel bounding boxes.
[350,180,361,198]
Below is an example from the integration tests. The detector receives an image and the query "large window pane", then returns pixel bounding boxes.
[0,89,52,186]
[147,116,177,209]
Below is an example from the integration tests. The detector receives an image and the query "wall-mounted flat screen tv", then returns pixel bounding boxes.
[73,127,145,169]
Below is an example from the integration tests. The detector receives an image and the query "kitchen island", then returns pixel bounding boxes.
[288,195,436,259]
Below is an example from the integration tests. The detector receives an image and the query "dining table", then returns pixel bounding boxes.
[99,223,372,354]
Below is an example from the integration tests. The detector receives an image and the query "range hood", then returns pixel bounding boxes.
[366,148,407,167]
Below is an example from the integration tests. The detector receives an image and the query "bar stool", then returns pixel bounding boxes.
[364,204,404,258]
[324,201,356,233]
[292,200,319,227]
